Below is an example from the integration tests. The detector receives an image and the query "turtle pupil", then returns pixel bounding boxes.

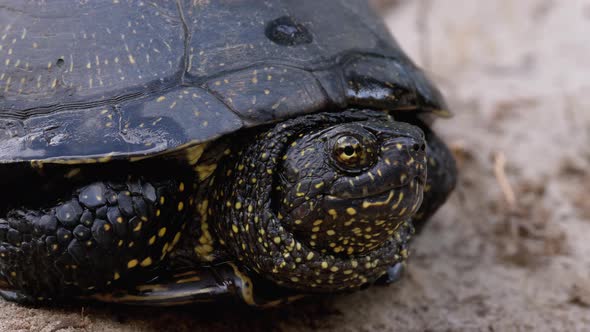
[343,146,355,156]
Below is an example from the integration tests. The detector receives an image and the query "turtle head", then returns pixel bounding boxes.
[277,119,426,256]
[211,110,425,292]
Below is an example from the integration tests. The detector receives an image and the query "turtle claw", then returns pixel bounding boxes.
[0,289,38,305]
[0,277,40,304]
[85,265,233,306]
[83,262,305,307]
[376,261,405,285]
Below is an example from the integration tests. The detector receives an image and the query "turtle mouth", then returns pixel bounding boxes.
[284,176,423,221]
[326,176,424,202]
[322,175,424,226]
[312,176,423,255]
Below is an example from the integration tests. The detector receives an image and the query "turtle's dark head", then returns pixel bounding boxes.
[211,110,425,292]
[277,120,426,256]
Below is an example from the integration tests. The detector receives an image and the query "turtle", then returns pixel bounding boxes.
[0,0,457,306]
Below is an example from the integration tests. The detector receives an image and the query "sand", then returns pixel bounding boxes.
[2,0,589,331]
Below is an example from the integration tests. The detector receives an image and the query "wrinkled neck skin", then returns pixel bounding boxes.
[208,110,426,292]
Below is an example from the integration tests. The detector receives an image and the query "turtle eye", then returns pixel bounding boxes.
[332,135,375,171]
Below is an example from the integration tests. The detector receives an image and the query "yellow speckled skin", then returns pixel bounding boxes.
[206,110,423,292]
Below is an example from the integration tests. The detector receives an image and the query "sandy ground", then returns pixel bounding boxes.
[2,0,590,331]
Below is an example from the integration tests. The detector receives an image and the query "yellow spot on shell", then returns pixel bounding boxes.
[127,259,138,269]
[114,272,121,280]
[328,209,338,219]
[177,202,184,211]
[158,227,167,237]
[148,235,156,245]
[321,261,328,269]
[346,207,357,215]
[140,257,153,267]
[172,232,182,247]
[273,237,281,244]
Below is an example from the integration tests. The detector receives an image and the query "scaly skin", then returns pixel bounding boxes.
[0,174,193,302]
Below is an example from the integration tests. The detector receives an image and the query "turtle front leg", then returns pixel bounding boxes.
[0,176,193,303]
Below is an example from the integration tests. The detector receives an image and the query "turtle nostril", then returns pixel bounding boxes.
[412,144,421,152]
[420,144,426,151]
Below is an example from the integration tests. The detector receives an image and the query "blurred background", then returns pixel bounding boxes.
[1,0,589,331]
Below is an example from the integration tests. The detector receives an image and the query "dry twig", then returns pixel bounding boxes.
[493,151,517,210]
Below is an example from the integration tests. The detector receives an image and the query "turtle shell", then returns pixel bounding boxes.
[0,0,447,163]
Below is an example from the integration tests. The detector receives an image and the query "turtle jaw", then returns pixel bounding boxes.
[319,177,424,254]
